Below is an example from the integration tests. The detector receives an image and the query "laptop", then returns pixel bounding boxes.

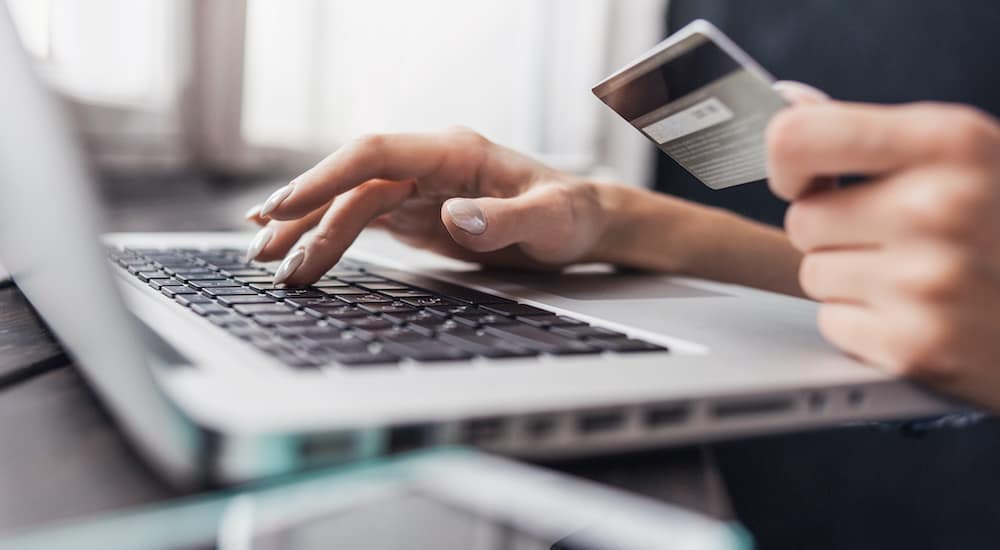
[0,7,952,487]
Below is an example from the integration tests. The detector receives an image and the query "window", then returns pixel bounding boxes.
[7,0,666,185]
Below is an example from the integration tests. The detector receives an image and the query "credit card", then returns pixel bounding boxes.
[593,20,788,189]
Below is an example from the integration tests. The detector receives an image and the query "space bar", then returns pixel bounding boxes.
[372,270,514,304]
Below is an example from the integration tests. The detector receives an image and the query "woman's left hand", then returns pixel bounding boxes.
[767,101,1000,410]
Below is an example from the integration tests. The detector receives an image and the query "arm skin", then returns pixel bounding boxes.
[590,183,806,297]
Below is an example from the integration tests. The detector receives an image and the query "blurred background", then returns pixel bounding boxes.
[6,0,666,231]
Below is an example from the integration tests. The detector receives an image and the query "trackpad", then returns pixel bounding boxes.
[477,269,730,301]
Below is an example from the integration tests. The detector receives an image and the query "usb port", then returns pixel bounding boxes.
[577,410,625,435]
[642,405,689,428]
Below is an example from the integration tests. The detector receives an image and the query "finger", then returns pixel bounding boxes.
[816,303,896,368]
[261,129,485,220]
[244,204,268,226]
[248,203,329,263]
[766,102,945,201]
[275,179,416,285]
[784,176,896,252]
[441,185,582,260]
[799,250,884,304]
[772,80,830,105]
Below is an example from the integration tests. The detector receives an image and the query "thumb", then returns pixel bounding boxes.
[441,186,576,257]
[772,80,830,105]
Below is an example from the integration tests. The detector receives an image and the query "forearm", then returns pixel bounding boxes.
[593,184,806,297]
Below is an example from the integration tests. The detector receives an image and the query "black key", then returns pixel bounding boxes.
[400,296,461,308]
[372,271,516,305]
[318,286,370,296]
[191,303,232,316]
[137,271,171,282]
[480,303,552,317]
[271,353,323,369]
[316,336,372,353]
[358,282,412,291]
[350,316,394,331]
[217,295,275,306]
[354,325,426,342]
[233,276,275,284]
[286,296,343,308]
[149,278,184,291]
[160,285,198,297]
[450,313,515,328]
[482,325,597,355]
[165,267,214,276]
[221,269,269,277]
[266,288,327,299]
[248,282,283,291]
[254,314,318,327]
[289,326,345,342]
[176,294,214,307]
[381,340,471,362]
[173,272,228,282]
[378,289,433,298]
[127,264,159,274]
[232,303,296,316]
[336,293,393,304]
[312,280,352,288]
[189,279,243,289]
[515,315,560,328]
[405,319,458,337]
[423,304,476,317]
[227,325,272,340]
[358,303,417,315]
[589,338,667,353]
[203,287,261,296]
[330,350,399,367]
[301,304,367,319]
[553,316,585,326]
[550,325,626,339]
[335,274,386,283]
[208,314,249,327]
[438,329,539,358]
[381,309,440,325]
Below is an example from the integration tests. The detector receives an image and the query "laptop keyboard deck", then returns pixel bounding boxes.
[110,248,667,368]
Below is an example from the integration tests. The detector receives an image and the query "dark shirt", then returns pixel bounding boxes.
[658,2,1000,549]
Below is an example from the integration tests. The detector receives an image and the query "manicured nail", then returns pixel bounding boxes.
[446,199,486,235]
[259,182,295,217]
[245,226,274,262]
[273,247,305,285]
[244,203,263,221]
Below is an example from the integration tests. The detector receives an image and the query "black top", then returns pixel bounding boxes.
[656,0,1000,227]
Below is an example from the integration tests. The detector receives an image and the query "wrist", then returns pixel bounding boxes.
[589,183,709,273]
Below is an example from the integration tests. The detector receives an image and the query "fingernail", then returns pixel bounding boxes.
[273,247,305,285]
[446,199,486,235]
[245,226,274,262]
[244,203,263,221]
[259,182,295,217]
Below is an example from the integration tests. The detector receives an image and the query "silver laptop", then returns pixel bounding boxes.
[0,7,953,487]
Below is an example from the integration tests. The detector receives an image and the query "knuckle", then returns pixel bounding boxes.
[350,133,386,156]
[445,126,490,149]
[927,104,998,160]
[898,249,968,302]
[798,254,823,298]
[783,201,812,249]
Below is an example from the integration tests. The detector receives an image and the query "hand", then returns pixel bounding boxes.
[244,128,615,285]
[767,101,1000,410]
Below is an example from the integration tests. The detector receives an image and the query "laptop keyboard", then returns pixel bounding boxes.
[109,247,668,368]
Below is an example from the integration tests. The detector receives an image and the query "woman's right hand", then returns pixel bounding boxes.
[245,127,622,285]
